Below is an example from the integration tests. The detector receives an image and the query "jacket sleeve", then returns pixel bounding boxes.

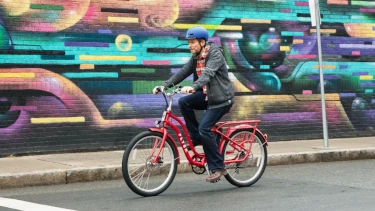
[162,57,194,88]
[191,49,225,91]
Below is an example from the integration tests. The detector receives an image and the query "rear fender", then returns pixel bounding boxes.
[228,124,268,146]
[148,128,180,164]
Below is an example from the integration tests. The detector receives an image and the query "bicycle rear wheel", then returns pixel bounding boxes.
[122,131,178,197]
[222,129,267,187]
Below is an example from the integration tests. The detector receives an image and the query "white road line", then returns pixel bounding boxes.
[0,197,76,211]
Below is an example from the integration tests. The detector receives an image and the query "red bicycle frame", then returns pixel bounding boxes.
[149,109,267,168]
[148,87,268,168]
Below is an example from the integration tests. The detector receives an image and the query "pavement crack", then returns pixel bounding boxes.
[36,158,77,167]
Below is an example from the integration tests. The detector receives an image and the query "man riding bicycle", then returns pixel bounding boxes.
[152,26,235,183]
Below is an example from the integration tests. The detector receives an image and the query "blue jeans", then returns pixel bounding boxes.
[178,90,232,172]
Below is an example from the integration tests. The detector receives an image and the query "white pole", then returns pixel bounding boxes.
[314,0,329,148]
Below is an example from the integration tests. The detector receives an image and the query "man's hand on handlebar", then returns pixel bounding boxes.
[152,85,194,94]
[152,86,165,94]
[181,86,194,94]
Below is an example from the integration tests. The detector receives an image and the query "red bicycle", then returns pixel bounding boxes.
[122,86,268,197]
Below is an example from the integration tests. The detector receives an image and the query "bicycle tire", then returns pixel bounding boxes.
[122,131,178,197]
[222,129,267,187]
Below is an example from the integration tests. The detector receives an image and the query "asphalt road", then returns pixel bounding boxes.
[0,160,374,211]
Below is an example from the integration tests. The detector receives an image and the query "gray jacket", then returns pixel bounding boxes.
[163,44,234,109]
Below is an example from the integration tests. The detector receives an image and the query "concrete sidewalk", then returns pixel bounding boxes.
[0,137,374,189]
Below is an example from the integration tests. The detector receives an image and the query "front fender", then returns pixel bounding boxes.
[149,128,180,164]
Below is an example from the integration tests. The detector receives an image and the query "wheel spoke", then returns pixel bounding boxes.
[223,130,267,187]
[132,168,146,183]
[131,166,145,179]
[123,132,177,196]
[145,172,151,189]
[129,164,144,176]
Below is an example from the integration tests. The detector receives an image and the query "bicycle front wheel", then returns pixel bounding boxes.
[122,131,178,197]
[222,129,267,187]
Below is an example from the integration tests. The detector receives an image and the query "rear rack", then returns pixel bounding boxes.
[216,120,261,129]
[215,120,261,135]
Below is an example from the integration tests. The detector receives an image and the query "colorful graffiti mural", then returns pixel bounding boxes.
[0,0,374,156]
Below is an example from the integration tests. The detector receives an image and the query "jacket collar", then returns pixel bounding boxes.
[193,43,219,59]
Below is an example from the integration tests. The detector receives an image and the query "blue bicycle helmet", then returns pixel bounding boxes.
[186,26,208,41]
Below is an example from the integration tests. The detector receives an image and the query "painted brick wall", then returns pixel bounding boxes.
[0,0,374,156]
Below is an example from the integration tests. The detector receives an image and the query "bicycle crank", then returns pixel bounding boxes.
[191,155,206,174]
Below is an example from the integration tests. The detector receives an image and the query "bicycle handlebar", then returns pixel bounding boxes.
[156,85,193,96]
[155,85,194,111]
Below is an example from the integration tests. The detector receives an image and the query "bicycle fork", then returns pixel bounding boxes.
[150,132,169,164]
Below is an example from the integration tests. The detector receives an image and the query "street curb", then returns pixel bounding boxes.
[1,148,374,189]
[268,148,375,166]
[0,170,66,189]
[66,165,123,183]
